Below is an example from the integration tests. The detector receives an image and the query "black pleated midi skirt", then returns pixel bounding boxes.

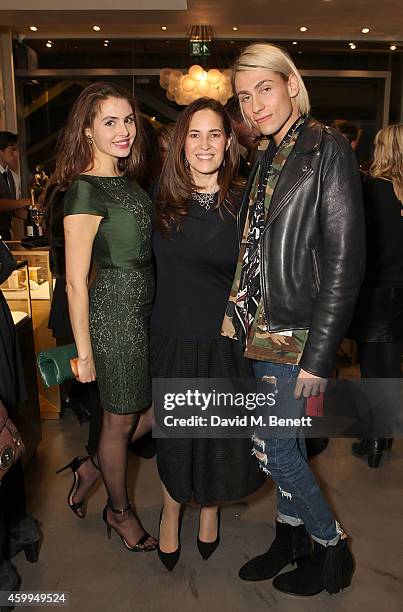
[151,333,266,505]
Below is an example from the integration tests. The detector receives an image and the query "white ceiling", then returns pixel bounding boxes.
[0,0,402,42]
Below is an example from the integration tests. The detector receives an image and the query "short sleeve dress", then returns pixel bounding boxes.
[64,175,154,414]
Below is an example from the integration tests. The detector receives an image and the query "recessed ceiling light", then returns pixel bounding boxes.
[46,41,53,48]
[233,26,238,31]
[29,26,38,32]
[390,45,397,51]
[361,27,370,34]
[161,26,167,31]
[103,43,108,47]
[292,41,298,45]
[104,39,109,43]
[230,40,235,44]
[300,26,308,32]
[93,25,101,31]
[350,43,356,49]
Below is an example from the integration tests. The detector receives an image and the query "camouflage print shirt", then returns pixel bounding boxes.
[222,116,309,364]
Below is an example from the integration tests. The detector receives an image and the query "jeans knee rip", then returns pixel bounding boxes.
[278,485,293,500]
[251,433,265,452]
[251,447,271,475]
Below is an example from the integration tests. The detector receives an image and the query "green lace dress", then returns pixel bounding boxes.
[64,175,154,414]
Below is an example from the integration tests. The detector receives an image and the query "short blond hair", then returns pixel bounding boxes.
[371,124,403,203]
[232,43,311,116]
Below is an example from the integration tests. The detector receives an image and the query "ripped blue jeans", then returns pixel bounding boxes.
[252,360,341,546]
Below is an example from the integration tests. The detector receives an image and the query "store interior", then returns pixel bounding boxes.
[0,1,402,611]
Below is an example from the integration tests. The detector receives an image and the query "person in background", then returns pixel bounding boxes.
[152,97,265,571]
[0,132,30,240]
[348,124,403,467]
[226,97,261,178]
[0,243,41,594]
[46,181,100,428]
[135,116,161,193]
[156,123,175,167]
[224,43,365,596]
[331,119,362,152]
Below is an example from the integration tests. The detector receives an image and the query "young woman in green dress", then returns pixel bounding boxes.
[54,82,157,552]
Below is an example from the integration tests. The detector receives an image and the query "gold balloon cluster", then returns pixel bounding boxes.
[159,65,233,106]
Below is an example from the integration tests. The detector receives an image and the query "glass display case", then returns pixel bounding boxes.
[5,241,53,303]
[0,259,31,326]
[4,241,59,420]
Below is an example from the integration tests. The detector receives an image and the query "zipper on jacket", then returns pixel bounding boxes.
[311,247,321,292]
[258,166,314,330]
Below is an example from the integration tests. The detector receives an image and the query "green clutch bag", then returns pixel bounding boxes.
[37,343,78,388]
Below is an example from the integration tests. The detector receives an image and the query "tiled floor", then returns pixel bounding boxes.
[13,407,403,612]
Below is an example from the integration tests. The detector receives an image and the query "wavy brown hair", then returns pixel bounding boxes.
[156,97,242,235]
[51,81,143,188]
[370,124,403,203]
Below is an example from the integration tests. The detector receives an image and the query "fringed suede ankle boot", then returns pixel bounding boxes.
[273,537,354,596]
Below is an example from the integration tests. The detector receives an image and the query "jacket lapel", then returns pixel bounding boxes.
[266,117,323,227]
[266,155,315,227]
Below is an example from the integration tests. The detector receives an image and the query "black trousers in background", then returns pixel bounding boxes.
[357,341,403,378]
[357,341,403,437]
[0,290,27,565]
[0,462,27,560]
[50,280,104,458]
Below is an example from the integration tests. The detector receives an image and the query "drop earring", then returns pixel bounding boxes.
[184,158,189,169]
[86,134,94,145]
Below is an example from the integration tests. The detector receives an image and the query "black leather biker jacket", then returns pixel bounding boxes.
[237,116,366,378]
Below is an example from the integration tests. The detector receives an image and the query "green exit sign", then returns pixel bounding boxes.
[189,41,211,56]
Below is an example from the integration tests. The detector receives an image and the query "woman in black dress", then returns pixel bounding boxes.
[152,98,265,570]
[349,124,403,466]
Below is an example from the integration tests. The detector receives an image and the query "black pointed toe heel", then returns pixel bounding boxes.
[158,508,182,571]
[103,502,157,553]
[197,508,221,560]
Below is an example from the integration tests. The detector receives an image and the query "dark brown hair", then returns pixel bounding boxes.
[51,81,143,188]
[156,97,241,235]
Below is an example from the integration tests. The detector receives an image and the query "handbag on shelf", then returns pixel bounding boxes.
[37,343,79,388]
[0,239,19,285]
[0,400,25,482]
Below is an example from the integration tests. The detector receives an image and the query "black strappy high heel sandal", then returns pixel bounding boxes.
[56,456,99,518]
[103,502,157,552]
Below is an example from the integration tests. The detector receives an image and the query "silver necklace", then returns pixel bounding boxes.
[191,191,217,211]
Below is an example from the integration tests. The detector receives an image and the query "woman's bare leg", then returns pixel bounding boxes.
[199,505,219,542]
[159,483,182,553]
